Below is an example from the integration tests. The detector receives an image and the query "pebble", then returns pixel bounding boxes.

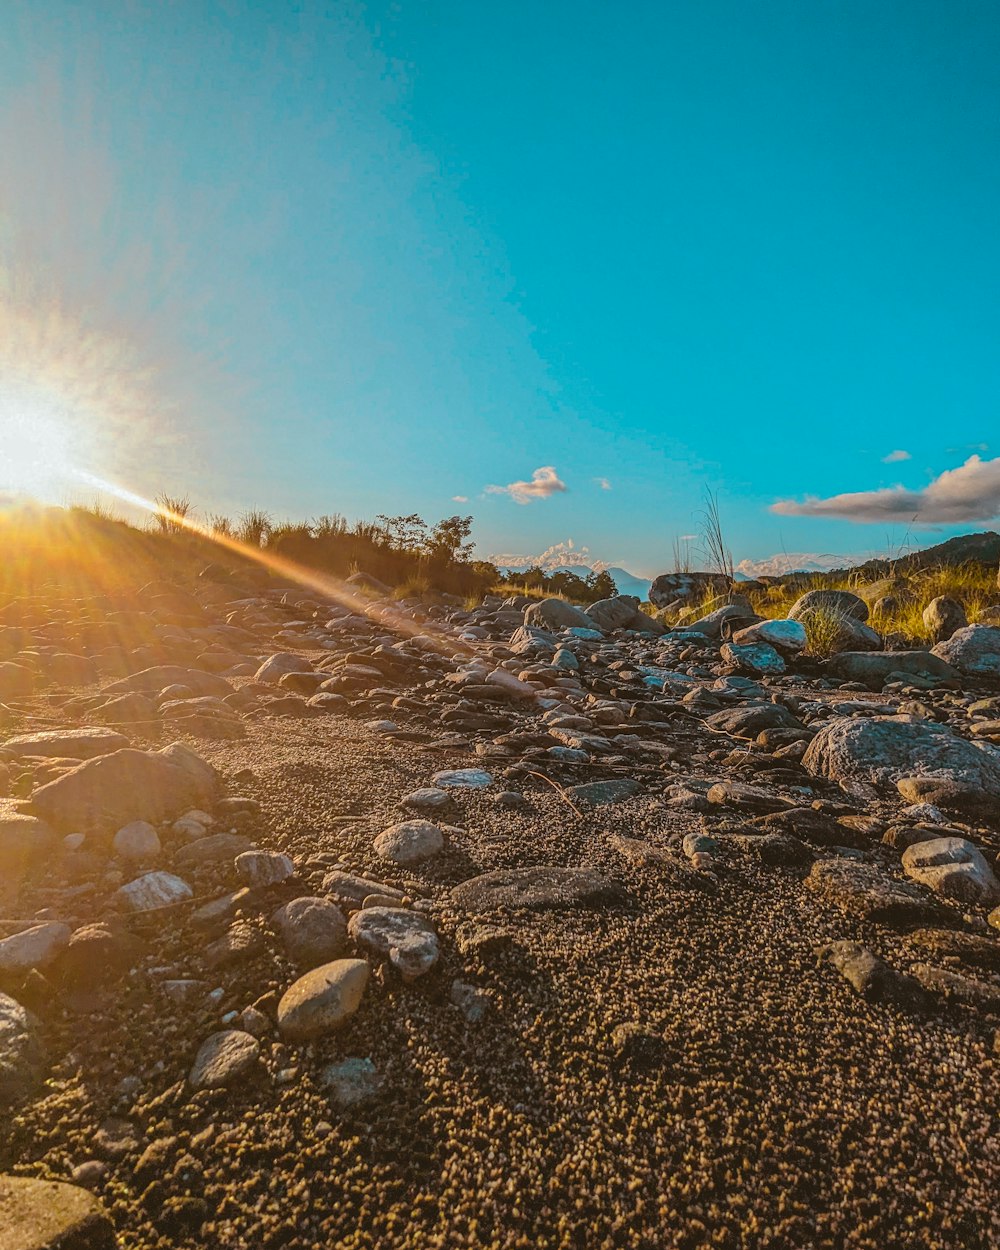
[277,959,370,1040]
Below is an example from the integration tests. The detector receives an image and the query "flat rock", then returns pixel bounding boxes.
[0,1175,115,1249]
[909,962,1000,1010]
[277,958,370,1040]
[0,923,71,975]
[347,907,440,980]
[400,787,451,812]
[452,865,626,912]
[707,781,791,813]
[2,727,129,760]
[431,769,493,790]
[806,859,943,924]
[103,664,234,697]
[827,651,960,687]
[188,1029,260,1090]
[565,779,640,806]
[705,705,804,739]
[175,834,253,868]
[373,820,445,865]
[321,872,405,910]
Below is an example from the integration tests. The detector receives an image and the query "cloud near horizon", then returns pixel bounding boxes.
[485,465,567,505]
[771,454,1000,524]
[882,449,911,463]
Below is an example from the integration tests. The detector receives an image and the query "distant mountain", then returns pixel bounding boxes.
[835,530,1000,579]
[492,557,651,601]
[735,552,875,578]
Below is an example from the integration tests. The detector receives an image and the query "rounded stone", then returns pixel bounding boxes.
[373,820,445,865]
[271,896,347,968]
[277,958,370,1040]
[188,1029,260,1090]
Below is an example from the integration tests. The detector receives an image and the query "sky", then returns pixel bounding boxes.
[1,1,998,576]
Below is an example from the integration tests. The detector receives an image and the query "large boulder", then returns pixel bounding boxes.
[677,601,757,641]
[803,716,1000,796]
[932,624,1000,676]
[30,742,218,834]
[922,596,967,643]
[648,572,731,609]
[523,598,596,631]
[584,596,665,636]
[827,650,961,688]
[788,590,869,622]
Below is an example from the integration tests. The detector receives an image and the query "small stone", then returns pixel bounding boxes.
[319,1056,380,1107]
[277,959,370,1040]
[347,907,439,980]
[819,940,928,1007]
[431,768,493,789]
[188,1030,260,1090]
[235,849,295,888]
[373,820,445,865]
[112,820,161,861]
[271,897,347,968]
[115,871,192,913]
[450,980,490,1022]
[400,787,451,812]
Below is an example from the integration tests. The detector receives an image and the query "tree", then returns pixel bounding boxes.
[375,513,428,553]
[426,515,474,563]
[587,569,618,600]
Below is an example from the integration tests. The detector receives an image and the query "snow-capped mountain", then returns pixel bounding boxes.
[488,541,652,599]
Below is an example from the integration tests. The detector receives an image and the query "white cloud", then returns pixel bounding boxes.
[882,449,911,463]
[451,495,468,503]
[485,465,567,505]
[594,476,612,490]
[736,552,875,578]
[771,454,1000,524]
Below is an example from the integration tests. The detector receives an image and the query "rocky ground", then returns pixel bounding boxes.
[1,572,999,1249]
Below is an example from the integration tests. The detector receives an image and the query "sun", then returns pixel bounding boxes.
[0,378,82,502]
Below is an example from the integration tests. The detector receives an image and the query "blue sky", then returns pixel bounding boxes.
[1,1,998,575]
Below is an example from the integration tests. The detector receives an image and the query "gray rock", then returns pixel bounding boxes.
[0,1174,114,1248]
[235,849,295,888]
[400,787,451,813]
[452,866,626,912]
[649,571,730,609]
[0,805,57,872]
[188,1030,260,1090]
[565,779,640,806]
[910,962,1000,1010]
[803,716,1000,796]
[347,907,440,980]
[30,742,218,834]
[271,897,347,967]
[819,940,928,1007]
[523,598,597,631]
[0,923,71,975]
[373,820,445,865]
[1,727,129,760]
[585,596,665,636]
[321,871,406,909]
[319,1056,380,1107]
[0,994,43,1108]
[932,624,1000,676]
[896,775,1000,822]
[115,871,193,913]
[112,820,161,861]
[922,596,967,643]
[254,653,315,683]
[789,589,868,622]
[720,641,786,675]
[277,958,370,1040]
[175,833,253,868]
[431,768,493,790]
[705,704,804,739]
[901,836,1000,906]
[707,781,791,813]
[827,650,960,687]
